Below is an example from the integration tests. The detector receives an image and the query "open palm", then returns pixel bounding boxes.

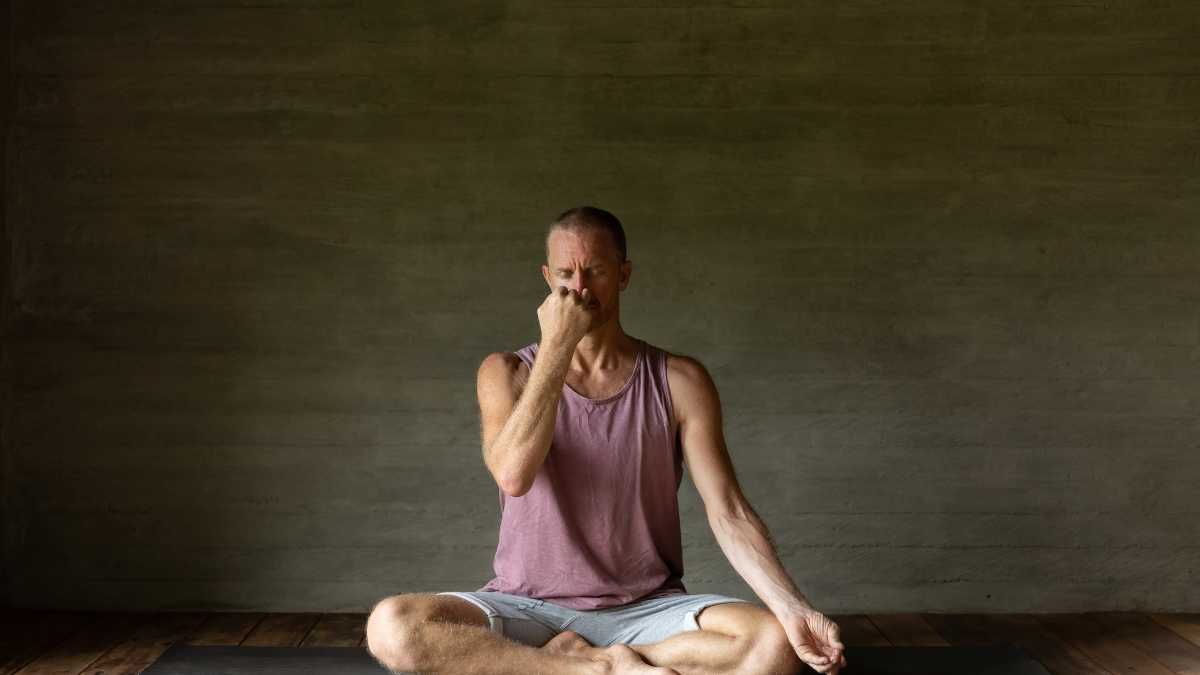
[778,609,847,674]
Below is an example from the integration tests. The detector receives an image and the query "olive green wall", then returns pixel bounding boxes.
[3,2,1197,612]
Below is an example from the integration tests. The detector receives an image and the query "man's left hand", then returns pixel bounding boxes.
[778,607,847,674]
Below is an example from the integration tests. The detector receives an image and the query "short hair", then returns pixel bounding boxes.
[545,206,628,265]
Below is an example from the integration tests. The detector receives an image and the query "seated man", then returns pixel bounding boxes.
[366,206,847,675]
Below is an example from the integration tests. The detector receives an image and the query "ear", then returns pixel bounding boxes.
[620,259,632,291]
[542,263,553,289]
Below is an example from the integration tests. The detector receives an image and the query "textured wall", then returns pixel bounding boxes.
[3,2,1198,612]
[1,0,10,609]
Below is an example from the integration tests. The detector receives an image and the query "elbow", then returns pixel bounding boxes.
[485,445,525,497]
[500,476,531,498]
[505,485,530,498]
[496,469,531,498]
[487,444,535,497]
[501,475,530,497]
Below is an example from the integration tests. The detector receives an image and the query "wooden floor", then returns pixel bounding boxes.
[1,610,1198,674]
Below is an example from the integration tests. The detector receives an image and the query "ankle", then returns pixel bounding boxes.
[583,653,614,667]
[586,650,616,675]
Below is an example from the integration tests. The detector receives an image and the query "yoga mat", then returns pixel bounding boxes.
[144,644,1052,674]
[143,645,389,674]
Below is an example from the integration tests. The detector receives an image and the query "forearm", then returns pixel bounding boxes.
[708,500,817,616]
[488,336,574,495]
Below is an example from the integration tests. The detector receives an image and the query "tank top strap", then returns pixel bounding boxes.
[642,341,677,431]
[639,341,681,456]
[512,342,538,369]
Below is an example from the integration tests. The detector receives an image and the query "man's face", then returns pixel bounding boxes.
[542,227,631,331]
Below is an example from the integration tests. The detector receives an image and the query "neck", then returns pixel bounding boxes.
[571,320,634,374]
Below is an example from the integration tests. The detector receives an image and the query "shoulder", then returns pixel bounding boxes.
[665,351,710,383]
[477,352,531,396]
[664,351,721,423]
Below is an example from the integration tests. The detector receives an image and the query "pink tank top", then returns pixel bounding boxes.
[477,337,688,610]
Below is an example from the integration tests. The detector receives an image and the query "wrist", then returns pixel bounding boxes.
[540,332,579,354]
[775,598,819,617]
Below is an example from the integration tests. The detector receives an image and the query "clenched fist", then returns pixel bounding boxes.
[538,286,599,347]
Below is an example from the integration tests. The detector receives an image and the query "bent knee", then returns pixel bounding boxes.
[365,595,426,671]
[366,594,416,640]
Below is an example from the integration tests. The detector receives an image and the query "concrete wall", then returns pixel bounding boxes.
[1,0,12,610]
[0,0,9,609]
[3,2,1197,612]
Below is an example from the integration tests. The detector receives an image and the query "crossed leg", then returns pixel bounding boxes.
[367,593,803,675]
[366,593,678,675]
[544,601,805,675]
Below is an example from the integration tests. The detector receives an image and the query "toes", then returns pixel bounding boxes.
[542,632,574,653]
[545,630,590,654]
[570,631,594,647]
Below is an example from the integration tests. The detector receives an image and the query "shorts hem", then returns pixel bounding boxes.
[436,591,503,634]
[684,598,755,631]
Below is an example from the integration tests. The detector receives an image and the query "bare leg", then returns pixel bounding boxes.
[367,597,679,675]
[546,629,749,675]
[547,600,810,675]
[627,630,749,675]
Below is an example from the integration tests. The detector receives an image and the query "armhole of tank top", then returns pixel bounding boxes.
[511,348,534,399]
[659,347,687,485]
[658,346,680,436]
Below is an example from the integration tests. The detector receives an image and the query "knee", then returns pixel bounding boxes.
[740,620,806,675]
[365,595,426,672]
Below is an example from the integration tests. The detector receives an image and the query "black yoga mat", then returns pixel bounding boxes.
[144,644,1052,674]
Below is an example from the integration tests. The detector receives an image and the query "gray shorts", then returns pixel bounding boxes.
[435,590,756,647]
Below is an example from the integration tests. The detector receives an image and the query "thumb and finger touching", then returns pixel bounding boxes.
[792,617,847,673]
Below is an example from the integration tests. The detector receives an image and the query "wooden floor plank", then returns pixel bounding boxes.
[12,613,147,675]
[301,613,367,647]
[1094,612,1200,675]
[867,614,949,646]
[0,611,94,675]
[923,613,1009,646]
[3,606,1196,675]
[182,612,265,646]
[240,613,321,647]
[828,614,891,646]
[981,614,1116,675]
[1037,613,1175,675]
[1150,613,1200,649]
[81,612,208,675]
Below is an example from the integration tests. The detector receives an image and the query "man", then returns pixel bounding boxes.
[366,207,847,675]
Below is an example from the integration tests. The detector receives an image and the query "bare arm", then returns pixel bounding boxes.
[669,354,817,615]
[710,499,816,615]
[478,334,578,497]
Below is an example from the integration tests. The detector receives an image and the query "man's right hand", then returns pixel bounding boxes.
[537,286,597,348]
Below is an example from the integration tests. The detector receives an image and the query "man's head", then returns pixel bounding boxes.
[542,206,633,332]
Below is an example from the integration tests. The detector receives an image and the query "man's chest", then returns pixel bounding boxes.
[564,368,635,399]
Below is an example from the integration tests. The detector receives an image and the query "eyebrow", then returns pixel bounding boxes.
[554,265,600,273]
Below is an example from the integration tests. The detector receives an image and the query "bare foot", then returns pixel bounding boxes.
[543,632,677,674]
[601,644,680,675]
[543,630,595,656]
